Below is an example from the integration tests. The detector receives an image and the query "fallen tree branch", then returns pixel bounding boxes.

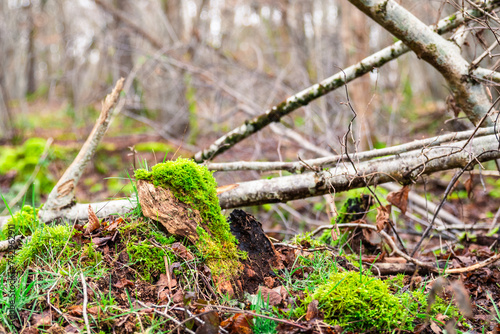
[39,78,124,223]
[349,0,494,126]
[217,135,500,208]
[193,2,500,163]
[3,135,498,229]
[315,223,500,274]
[205,127,498,172]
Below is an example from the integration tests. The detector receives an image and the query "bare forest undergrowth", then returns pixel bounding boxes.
[3,0,500,333]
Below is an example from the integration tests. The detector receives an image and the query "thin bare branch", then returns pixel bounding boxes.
[193,2,500,163]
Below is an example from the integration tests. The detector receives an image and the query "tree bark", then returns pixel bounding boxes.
[347,0,495,126]
[193,1,500,163]
[217,135,500,208]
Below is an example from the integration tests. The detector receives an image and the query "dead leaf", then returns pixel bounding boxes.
[67,305,83,316]
[172,289,184,304]
[106,217,124,232]
[386,186,409,214]
[220,313,253,334]
[264,276,275,288]
[171,242,195,260]
[157,273,177,290]
[113,278,135,289]
[430,320,442,334]
[376,205,392,232]
[46,324,65,334]
[21,328,39,334]
[216,183,239,195]
[305,300,319,321]
[196,310,220,334]
[91,236,112,246]
[31,310,52,327]
[63,325,80,334]
[85,205,101,235]
[258,286,282,306]
[464,174,474,199]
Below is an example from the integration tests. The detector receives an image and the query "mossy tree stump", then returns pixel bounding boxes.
[135,158,246,293]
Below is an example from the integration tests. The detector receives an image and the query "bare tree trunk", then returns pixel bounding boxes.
[217,134,500,208]
[348,0,495,127]
[26,3,37,96]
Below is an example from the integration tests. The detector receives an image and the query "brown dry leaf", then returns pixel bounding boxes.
[171,242,195,260]
[305,300,319,321]
[67,305,83,316]
[113,278,135,289]
[430,320,442,334]
[106,217,124,232]
[157,273,177,290]
[21,328,39,334]
[258,286,282,306]
[215,279,234,298]
[32,310,52,327]
[91,236,112,246]
[264,276,275,288]
[196,311,220,334]
[220,313,253,334]
[464,174,474,199]
[376,205,392,232]
[64,325,83,334]
[46,324,65,334]
[386,186,409,214]
[86,205,101,235]
[216,183,239,195]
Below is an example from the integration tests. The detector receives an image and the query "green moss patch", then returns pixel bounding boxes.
[13,223,75,268]
[135,158,245,279]
[1,205,40,240]
[297,271,460,332]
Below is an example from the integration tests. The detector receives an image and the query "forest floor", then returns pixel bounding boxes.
[1,102,500,333]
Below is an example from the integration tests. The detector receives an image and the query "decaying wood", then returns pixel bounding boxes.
[39,78,124,223]
[137,180,201,242]
[205,126,497,172]
[217,134,500,208]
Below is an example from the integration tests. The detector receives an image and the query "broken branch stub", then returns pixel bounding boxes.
[137,180,201,242]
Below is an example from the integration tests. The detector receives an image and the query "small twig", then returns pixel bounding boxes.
[196,304,311,330]
[312,223,500,274]
[488,206,500,234]
[80,272,91,334]
[135,300,196,334]
[40,78,124,222]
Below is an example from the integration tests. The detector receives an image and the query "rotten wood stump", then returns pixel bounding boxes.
[137,179,202,242]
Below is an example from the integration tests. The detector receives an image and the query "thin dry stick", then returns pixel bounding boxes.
[39,78,124,222]
[315,223,500,274]
[410,150,499,258]
[205,126,497,172]
[1,137,53,216]
[135,300,196,334]
[193,2,500,163]
[80,272,91,334]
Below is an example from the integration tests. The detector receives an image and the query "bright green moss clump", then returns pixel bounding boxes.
[298,271,461,332]
[1,205,40,240]
[14,224,75,267]
[134,158,245,278]
[301,271,408,331]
